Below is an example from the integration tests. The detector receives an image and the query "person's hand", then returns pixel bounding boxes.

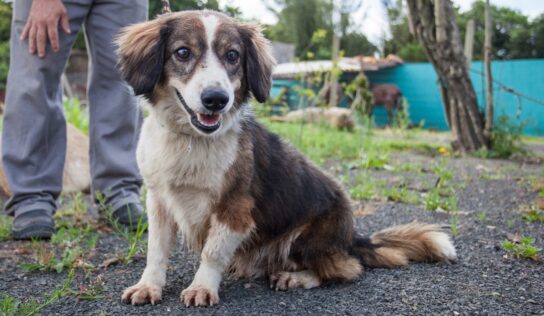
[20,0,71,58]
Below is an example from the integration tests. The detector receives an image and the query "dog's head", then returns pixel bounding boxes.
[116,10,275,136]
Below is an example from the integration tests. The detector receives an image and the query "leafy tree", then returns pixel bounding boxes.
[341,32,378,57]
[265,0,376,59]
[533,14,544,58]
[266,0,333,59]
[457,1,533,60]
[383,0,427,61]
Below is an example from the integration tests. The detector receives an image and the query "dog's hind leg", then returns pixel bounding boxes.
[122,191,176,305]
[270,253,362,291]
[270,270,321,291]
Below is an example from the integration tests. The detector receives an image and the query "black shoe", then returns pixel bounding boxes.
[11,209,55,240]
[110,202,147,230]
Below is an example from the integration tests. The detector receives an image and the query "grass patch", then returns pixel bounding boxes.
[0,270,75,316]
[473,115,528,159]
[55,193,93,229]
[259,119,448,165]
[260,119,363,164]
[97,192,148,264]
[475,211,488,222]
[382,186,420,204]
[521,207,544,224]
[0,214,12,241]
[502,236,541,260]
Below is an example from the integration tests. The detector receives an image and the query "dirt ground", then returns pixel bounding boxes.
[0,148,543,315]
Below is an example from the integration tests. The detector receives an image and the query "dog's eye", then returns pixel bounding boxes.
[226,50,239,63]
[176,47,192,61]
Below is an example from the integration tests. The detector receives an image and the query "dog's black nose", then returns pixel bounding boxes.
[201,88,229,111]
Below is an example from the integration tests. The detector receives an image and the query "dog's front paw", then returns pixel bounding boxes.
[181,284,219,307]
[122,283,162,305]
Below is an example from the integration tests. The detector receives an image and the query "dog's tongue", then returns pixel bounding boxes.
[197,113,220,126]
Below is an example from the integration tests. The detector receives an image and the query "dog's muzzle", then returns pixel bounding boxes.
[176,89,222,134]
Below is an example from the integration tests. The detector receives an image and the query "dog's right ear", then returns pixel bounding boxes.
[116,19,170,98]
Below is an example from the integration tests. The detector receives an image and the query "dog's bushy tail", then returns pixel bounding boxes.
[352,223,457,268]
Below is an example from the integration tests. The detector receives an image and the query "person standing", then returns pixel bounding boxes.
[2,0,148,239]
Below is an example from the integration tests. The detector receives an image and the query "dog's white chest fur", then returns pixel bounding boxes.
[137,113,239,250]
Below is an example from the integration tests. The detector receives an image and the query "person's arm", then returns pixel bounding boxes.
[20,0,71,58]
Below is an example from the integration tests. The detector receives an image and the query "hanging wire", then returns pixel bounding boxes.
[469,68,544,107]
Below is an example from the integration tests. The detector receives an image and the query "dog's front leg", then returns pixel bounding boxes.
[122,192,176,305]
[181,213,253,307]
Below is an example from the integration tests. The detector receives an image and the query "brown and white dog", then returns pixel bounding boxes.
[116,10,457,308]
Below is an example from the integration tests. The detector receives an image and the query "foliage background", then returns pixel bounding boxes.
[1,0,544,89]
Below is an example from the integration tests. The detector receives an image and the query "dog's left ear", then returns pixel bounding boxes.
[239,24,276,103]
[116,18,170,98]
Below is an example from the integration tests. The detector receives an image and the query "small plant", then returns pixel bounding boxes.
[20,224,97,273]
[1,270,75,316]
[474,115,527,159]
[20,246,85,273]
[63,98,89,134]
[55,193,91,229]
[345,73,373,127]
[76,274,107,301]
[253,86,289,118]
[0,215,12,241]
[0,294,20,316]
[501,236,541,260]
[423,190,442,211]
[383,186,419,205]
[97,192,148,264]
[476,211,488,222]
[359,151,390,170]
[522,207,544,224]
[422,158,457,211]
[393,97,411,130]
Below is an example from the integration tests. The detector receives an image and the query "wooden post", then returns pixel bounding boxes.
[328,2,342,109]
[484,0,493,142]
[464,19,475,70]
[329,32,340,108]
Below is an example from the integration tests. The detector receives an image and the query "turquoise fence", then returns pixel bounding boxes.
[272,59,544,136]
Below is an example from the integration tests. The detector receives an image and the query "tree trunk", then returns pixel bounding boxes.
[406,0,488,152]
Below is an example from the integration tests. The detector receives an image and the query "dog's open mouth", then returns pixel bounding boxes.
[175,89,221,133]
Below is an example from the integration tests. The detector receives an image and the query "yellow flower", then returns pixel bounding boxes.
[438,147,450,156]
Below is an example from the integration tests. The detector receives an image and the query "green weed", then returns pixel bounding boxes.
[359,152,391,170]
[393,97,411,130]
[63,98,89,134]
[474,115,527,159]
[20,223,97,274]
[54,193,92,229]
[501,236,541,260]
[20,246,85,273]
[259,118,448,165]
[476,211,488,222]
[0,270,75,316]
[383,186,419,204]
[97,192,148,264]
[522,208,544,224]
[0,215,12,241]
[394,162,423,173]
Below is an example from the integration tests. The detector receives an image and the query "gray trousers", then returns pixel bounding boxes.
[2,0,147,216]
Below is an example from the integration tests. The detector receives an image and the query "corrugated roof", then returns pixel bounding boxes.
[272,55,403,79]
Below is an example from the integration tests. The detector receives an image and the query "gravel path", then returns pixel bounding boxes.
[1,153,543,315]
